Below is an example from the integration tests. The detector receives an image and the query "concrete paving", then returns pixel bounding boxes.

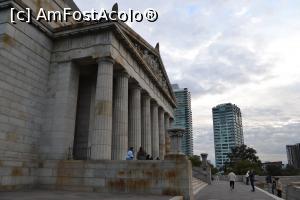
[0,190,173,200]
[195,181,277,200]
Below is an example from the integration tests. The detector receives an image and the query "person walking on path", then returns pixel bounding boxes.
[249,170,256,192]
[228,171,236,191]
[215,174,220,182]
[266,175,272,193]
[271,177,276,195]
[275,177,283,198]
[245,171,250,185]
[126,147,134,160]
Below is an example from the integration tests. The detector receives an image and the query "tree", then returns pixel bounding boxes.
[282,165,300,176]
[225,144,263,175]
[189,155,201,167]
[266,165,282,176]
[204,161,219,174]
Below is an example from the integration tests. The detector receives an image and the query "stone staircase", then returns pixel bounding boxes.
[192,177,208,196]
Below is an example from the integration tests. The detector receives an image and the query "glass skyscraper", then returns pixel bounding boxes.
[212,103,244,169]
[286,143,300,169]
[172,84,193,156]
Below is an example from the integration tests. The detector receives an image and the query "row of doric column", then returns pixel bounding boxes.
[91,58,172,160]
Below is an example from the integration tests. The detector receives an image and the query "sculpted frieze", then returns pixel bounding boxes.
[134,43,169,93]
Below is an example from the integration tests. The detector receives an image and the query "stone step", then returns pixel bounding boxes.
[192,181,205,187]
[192,182,207,191]
[192,177,208,196]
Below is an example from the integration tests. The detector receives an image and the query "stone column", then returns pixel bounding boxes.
[41,61,79,159]
[158,109,165,160]
[91,58,114,160]
[164,114,171,155]
[151,102,159,159]
[112,71,129,160]
[141,93,151,155]
[128,84,141,156]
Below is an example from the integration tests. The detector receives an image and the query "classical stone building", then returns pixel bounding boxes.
[1,0,176,161]
[0,1,194,199]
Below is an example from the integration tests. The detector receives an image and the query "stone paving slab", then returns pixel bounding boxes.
[195,181,276,200]
[0,190,173,200]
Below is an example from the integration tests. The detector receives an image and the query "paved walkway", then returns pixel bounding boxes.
[195,181,277,200]
[0,190,172,200]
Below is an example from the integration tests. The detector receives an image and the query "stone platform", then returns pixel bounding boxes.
[0,159,192,199]
[195,181,277,200]
[0,190,173,200]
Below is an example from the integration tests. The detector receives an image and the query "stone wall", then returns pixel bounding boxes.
[36,159,192,200]
[255,176,300,199]
[214,175,244,182]
[0,6,52,189]
[193,167,211,184]
[0,160,37,191]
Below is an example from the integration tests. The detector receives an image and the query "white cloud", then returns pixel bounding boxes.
[235,7,248,16]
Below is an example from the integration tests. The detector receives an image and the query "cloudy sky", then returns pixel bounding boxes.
[74,0,300,164]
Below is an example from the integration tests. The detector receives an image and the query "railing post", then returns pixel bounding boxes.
[200,152,212,184]
[165,127,193,199]
[168,127,185,155]
[201,153,208,169]
[165,128,187,160]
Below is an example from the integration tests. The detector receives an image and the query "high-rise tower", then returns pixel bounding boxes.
[212,103,244,168]
[172,84,193,156]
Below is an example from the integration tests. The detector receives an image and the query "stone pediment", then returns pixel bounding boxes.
[116,22,176,106]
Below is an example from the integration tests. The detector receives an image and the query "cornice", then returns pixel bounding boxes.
[0,0,54,37]
[0,0,176,107]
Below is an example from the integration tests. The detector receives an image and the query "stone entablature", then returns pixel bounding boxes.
[1,0,176,111]
[51,25,175,117]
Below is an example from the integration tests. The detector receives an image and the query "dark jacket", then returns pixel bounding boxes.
[249,172,255,182]
[137,149,147,160]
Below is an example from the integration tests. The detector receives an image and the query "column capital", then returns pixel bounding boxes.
[141,91,151,99]
[151,100,159,107]
[96,57,115,65]
[158,106,165,113]
[164,112,170,118]
[114,69,130,78]
[168,128,184,138]
[129,82,142,90]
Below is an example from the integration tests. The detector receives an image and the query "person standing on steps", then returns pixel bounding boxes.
[126,147,134,160]
[228,171,236,191]
[137,147,147,160]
